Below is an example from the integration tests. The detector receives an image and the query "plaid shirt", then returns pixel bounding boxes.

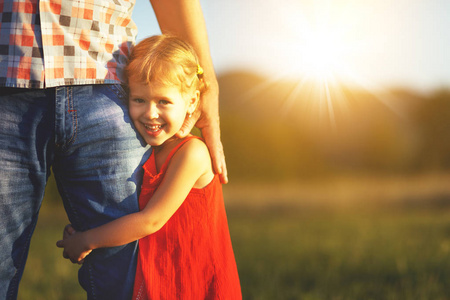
[0,0,137,88]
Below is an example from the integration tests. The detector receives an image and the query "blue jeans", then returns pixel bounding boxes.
[0,85,150,299]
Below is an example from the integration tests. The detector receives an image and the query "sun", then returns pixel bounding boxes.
[282,18,357,85]
[299,29,345,81]
[240,1,403,129]
[278,24,358,127]
[260,2,377,127]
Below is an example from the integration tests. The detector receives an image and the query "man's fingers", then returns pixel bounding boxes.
[217,156,228,184]
[202,127,228,184]
[176,86,228,183]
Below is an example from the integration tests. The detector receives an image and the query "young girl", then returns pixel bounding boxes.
[57,35,241,299]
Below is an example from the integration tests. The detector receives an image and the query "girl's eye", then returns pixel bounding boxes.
[159,99,170,105]
[131,98,145,103]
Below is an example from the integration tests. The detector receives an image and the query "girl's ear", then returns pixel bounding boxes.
[187,90,200,114]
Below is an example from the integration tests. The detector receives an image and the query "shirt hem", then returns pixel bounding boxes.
[0,79,124,89]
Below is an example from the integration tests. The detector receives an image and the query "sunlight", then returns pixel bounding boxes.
[274,0,362,84]
[297,28,345,82]
[258,0,403,128]
[232,0,410,130]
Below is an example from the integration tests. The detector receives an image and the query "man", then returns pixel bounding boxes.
[0,0,227,299]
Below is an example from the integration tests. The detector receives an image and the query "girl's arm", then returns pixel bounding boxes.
[56,139,214,263]
[150,0,228,184]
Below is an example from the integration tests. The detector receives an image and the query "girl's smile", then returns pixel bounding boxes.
[143,123,164,136]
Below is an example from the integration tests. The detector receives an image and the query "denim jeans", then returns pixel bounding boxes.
[0,85,150,299]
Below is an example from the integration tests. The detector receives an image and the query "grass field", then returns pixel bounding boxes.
[18,174,450,300]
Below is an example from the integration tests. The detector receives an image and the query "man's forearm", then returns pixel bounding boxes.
[149,0,217,85]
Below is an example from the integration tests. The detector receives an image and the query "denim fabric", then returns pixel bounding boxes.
[0,85,150,299]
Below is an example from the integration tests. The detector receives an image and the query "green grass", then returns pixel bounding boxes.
[228,209,450,300]
[18,176,450,300]
[18,203,84,300]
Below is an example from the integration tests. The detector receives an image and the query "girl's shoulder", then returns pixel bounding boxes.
[173,136,211,167]
[171,136,214,188]
[155,135,207,169]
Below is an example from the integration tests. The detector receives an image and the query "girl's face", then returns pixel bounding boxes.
[128,78,198,147]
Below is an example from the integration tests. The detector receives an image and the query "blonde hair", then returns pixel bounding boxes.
[125,35,207,95]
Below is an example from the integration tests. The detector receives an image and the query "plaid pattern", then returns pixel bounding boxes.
[0,0,137,88]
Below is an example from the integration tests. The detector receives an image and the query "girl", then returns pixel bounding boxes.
[57,35,241,299]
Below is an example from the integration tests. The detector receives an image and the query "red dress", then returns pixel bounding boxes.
[132,137,242,300]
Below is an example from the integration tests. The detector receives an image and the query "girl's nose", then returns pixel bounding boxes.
[146,103,159,119]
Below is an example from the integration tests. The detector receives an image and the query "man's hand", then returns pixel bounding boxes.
[177,81,228,184]
[150,0,228,184]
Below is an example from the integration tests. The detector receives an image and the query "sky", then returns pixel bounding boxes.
[132,0,450,93]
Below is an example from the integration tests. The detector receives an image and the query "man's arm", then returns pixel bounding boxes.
[150,0,228,184]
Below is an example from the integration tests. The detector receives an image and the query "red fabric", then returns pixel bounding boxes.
[132,137,241,300]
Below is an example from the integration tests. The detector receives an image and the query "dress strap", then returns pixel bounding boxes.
[159,135,203,173]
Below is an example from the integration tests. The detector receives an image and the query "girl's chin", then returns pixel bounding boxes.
[146,136,173,147]
[146,139,165,147]
[147,136,182,148]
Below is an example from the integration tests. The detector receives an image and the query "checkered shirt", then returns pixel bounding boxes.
[0,0,137,88]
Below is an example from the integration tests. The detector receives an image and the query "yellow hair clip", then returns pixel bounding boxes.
[197,65,204,76]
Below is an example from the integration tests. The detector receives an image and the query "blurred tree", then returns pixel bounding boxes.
[217,71,431,181]
[412,89,450,170]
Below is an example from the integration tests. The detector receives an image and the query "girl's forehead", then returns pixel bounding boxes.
[129,80,190,99]
[129,75,179,89]
[129,78,169,89]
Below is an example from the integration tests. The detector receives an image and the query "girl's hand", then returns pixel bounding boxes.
[56,232,92,264]
[61,224,76,260]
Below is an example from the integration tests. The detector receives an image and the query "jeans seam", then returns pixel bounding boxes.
[61,87,78,152]
[88,262,97,300]
[54,175,82,228]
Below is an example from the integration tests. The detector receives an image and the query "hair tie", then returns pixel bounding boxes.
[197,65,204,77]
